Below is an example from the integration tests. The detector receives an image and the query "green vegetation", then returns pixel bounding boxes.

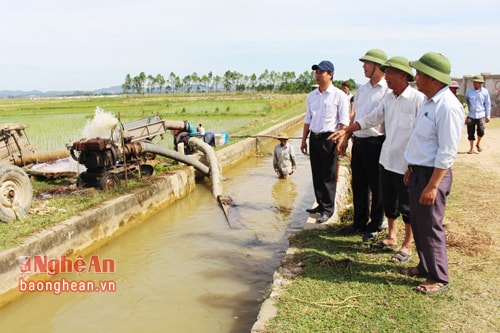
[121,69,357,94]
[1,93,306,151]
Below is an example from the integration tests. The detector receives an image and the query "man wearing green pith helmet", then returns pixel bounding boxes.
[401,52,464,295]
[465,74,491,154]
[329,56,424,263]
[341,49,389,242]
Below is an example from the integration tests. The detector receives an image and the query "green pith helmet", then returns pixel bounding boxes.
[409,52,452,85]
[380,56,414,81]
[472,74,484,83]
[359,49,388,65]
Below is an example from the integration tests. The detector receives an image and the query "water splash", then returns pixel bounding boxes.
[80,107,120,139]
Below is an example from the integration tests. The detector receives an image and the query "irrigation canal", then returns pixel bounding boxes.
[0,127,317,333]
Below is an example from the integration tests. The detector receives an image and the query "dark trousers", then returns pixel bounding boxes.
[309,135,338,217]
[466,117,485,140]
[350,137,384,232]
[381,168,410,224]
[409,167,452,284]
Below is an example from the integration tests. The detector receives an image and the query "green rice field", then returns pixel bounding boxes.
[0,93,307,151]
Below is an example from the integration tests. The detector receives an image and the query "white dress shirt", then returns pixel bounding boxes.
[304,84,350,133]
[357,85,424,174]
[353,79,389,138]
[404,86,464,169]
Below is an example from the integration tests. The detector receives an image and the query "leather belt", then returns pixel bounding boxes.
[352,135,385,144]
[408,165,433,173]
[310,132,332,139]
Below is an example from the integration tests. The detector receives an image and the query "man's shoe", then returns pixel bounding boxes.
[342,226,364,235]
[306,206,322,214]
[316,213,331,223]
[363,231,380,242]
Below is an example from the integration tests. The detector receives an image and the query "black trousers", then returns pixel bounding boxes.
[309,134,338,217]
[350,136,385,232]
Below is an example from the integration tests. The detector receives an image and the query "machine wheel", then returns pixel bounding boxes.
[100,173,120,190]
[140,164,154,177]
[0,164,33,222]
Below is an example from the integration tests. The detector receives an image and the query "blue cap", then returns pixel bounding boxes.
[312,60,334,73]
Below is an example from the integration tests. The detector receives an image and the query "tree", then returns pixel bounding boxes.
[121,69,355,94]
[156,74,165,93]
[147,74,155,94]
[122,74,133,94]
[132,72,147,94]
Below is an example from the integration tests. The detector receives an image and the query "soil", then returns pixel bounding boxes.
[453,120,500,242]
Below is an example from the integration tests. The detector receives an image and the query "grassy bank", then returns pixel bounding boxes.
[264,119,500,332]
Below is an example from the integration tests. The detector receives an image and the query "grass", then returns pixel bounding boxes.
[264,119,500,333]
[0,175,151,251]
[1,93,306,151]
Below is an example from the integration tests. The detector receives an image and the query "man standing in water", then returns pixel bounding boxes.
[301,60,350,223]
[273,132,296,179]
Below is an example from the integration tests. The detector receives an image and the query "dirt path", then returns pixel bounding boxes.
[456,119,500,174]
[451,118,500,245]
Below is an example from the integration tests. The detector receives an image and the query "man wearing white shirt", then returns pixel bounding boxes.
[402,52,464,295]
[343,49,389,241]
[330,56,424,262]
[301,60,350,224]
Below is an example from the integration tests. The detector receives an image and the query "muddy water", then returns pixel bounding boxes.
[0,128,315,333]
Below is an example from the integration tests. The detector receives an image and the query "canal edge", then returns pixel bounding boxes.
[250,152,351,332]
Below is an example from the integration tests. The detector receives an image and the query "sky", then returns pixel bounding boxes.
[1,0,499,92]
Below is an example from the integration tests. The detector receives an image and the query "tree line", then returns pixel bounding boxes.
[121,70,357,95]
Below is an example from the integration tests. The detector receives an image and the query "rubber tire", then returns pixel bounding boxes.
[0,163,33,222]
[100,173,120,191]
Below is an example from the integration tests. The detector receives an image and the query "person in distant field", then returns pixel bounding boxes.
[341,49,389,241]
[330,56,424,263]
[465,74,491,154]
[401,52,464,295]
[301,60,350,224]
[196,123,206,136]
[273,132,296,179]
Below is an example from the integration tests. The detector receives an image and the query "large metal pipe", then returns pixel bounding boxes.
[12,150,70,166]
[187,137,223,198]
[131,140,225,201]
[133,138,238,227]
[131,142,210,176]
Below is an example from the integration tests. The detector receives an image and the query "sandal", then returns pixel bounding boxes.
[369,241,396,251]
[467,149,474,154]
[414,281,449,295]
[390,250,412,263]
[399,267,422,277]
[476,145,483,152]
